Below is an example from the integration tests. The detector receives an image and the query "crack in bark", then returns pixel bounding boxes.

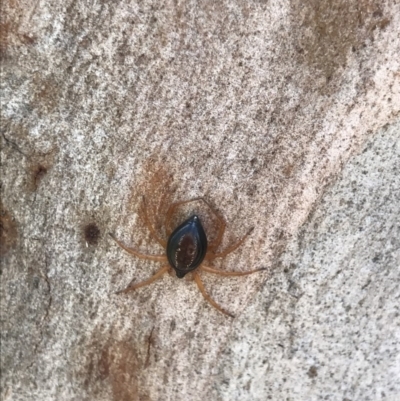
[1,131,28,157]
[145,326,155,369]
[26,258,52,370]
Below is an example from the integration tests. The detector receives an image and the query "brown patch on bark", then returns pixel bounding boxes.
[30,164,48,191]
[291,0,391,91]
[124,155,221,246]
[122,155,177,247]
[32,74,61,114]
[84,339,143,401]
[0,201,18,256]
[28,149,57,192]
[0,22,11,60]
[83,223,101,246]
[0,1,37,61]
[307,365,318,378]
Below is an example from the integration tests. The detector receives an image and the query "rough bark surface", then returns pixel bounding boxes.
[211,123,400,401]
[1,1,399,400]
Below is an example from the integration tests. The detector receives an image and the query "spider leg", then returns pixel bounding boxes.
[199,199,225,251]
[200,264,266,277]
[109,233,167,262]
[208,221,226,252]
[193,271,234,318]
[116,265,170,294]
[141,196,167,247]
[165,197,203,236]
[204,227,253,261]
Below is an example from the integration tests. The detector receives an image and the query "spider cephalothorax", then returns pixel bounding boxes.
[110,197,265,317]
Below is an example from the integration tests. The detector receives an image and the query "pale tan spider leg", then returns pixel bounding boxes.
[165,197,204,236]
[193,271,234,318]
[116,265,170,294]
[200,199,225,251]
[204,227,254,261]
[141,196,167,247]
[109,233,167,262]
[207,218,226,252]
[200,264,266,276]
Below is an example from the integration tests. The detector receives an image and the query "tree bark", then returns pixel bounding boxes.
[1,1,399,400]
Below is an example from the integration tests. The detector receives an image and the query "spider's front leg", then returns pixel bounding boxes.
[141,196,167,247]
[205,227,254,260]
[193,271,234,318]
[109,233,167,262]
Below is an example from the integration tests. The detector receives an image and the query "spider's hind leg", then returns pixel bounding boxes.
[205,227,253,261]
[193,271,234,318]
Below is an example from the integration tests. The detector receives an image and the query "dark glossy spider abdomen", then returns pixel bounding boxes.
[166,215,208,278]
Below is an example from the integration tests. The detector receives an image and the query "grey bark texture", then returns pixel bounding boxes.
[1,1,399,400]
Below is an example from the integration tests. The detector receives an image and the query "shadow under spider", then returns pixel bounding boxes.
[110,197,265,317]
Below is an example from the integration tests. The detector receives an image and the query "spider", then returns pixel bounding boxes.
[109,197,265,317]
